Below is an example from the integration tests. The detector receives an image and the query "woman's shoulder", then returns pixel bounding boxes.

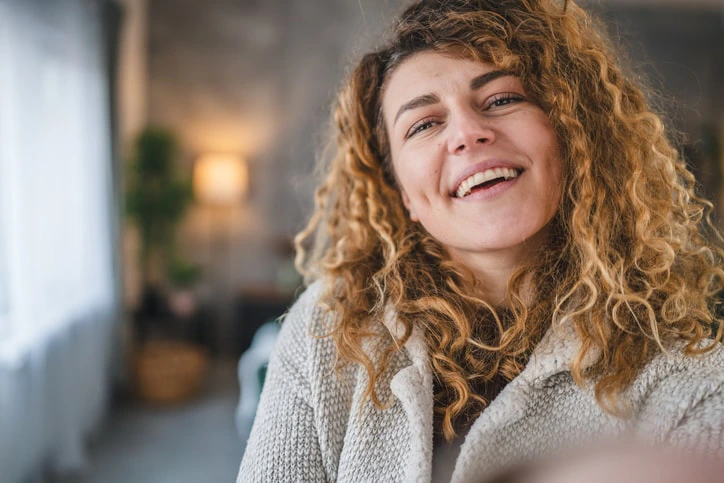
[284,280,329,326]
[636,338,724,391]
[273,279,405,386]
[278,279,390,349]
[273,280,335,356]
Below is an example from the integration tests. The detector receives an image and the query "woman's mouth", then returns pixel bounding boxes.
[454,167,523,198]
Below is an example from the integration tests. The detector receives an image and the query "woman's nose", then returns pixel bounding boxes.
[446,109,495,154]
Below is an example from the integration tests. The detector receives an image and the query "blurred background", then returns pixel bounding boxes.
[0,0,721,482]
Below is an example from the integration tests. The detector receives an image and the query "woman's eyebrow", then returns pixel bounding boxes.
[392,71,513,127]
[470,70,512,90]
[393,93,440,126]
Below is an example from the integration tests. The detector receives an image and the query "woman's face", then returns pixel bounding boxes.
[381,50,563,269]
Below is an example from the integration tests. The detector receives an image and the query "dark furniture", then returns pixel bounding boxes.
[233,286,297,357]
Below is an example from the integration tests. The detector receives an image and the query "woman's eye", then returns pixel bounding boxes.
[485,93,525,110]
[406,118,438,138]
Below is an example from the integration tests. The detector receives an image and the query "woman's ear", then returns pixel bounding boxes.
[401,190,419,222]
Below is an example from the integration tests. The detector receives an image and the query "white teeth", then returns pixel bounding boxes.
[455,167,520,198]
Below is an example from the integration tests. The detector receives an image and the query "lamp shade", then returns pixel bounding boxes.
[193,154,248,205]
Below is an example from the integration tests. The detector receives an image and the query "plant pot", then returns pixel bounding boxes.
[168,289,197,319]
[133,340,208,405]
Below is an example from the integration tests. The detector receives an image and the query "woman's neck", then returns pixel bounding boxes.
[449,249,527,306]
[447,225,552,305]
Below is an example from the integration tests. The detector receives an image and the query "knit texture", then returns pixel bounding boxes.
[237,281,724,482]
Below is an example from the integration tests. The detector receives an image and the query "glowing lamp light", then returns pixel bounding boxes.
[193,154,248,205]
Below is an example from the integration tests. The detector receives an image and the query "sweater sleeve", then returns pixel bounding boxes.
[236,284,328,483]
[637,360,724,456]
[664,368,724,455]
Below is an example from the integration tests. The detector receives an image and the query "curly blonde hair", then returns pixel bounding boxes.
[295,0,724,440]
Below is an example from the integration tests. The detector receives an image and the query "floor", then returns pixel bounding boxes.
[55,360,243,483]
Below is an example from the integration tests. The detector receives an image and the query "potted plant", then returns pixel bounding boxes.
[125,127,193,295]
[125,127,207,404]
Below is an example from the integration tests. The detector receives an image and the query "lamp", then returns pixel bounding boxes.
[193,153,248,205]
[193,153,248,355]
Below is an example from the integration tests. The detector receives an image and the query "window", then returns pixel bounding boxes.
[0,205,8,318]
[0,0,116,350]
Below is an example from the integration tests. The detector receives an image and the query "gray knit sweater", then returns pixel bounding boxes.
[237,282,724,482]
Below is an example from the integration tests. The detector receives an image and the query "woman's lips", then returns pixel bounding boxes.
[453,169,524,201]
[449,159,525,197]
[454,167,523,198]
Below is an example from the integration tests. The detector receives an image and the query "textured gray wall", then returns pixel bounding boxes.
[146,0,724,293]
[147,0,399,293]
[599,5,724,132]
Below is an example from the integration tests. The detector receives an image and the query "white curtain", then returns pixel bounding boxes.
[0,0,120,480]
[0,184,7,320]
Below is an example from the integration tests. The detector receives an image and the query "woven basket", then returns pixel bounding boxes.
[133,341,208,404]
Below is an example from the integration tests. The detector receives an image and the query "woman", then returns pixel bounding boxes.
[238,0,724,481]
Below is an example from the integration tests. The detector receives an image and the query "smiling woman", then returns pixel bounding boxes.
[237,1,724,482]
[383,52,563,303]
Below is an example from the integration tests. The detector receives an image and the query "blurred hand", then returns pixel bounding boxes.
[487,442,724,483]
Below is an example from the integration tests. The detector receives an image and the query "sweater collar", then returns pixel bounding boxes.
[519,316,601,385]
[383,307,430,372]
[382,307,601,483]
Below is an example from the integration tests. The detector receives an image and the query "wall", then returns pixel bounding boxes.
[146,0,398,301]
[599,3,724,214]
[598,4,724,132]
[118,0,148,309]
